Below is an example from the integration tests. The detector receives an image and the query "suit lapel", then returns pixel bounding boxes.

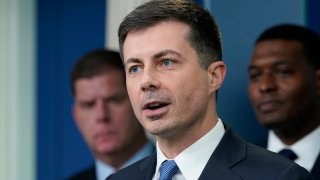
[199,125,246,180]
[136,125,247,180]
[137,152,157,180]
[311,153,320,179]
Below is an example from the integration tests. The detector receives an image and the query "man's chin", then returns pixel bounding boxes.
[146,126,178,138]
[259,117,286,129]
[96,144,121,154]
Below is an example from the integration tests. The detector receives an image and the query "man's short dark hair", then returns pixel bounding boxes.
[256,24,320,69]
[70,49,124,95]
[118,0,222,69]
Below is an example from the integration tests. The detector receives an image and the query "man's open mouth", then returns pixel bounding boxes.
[144,102,169,110]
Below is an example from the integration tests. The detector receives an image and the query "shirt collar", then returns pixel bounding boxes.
[96,141,154,180]
[267,125,320,171]
[154,118,225,180]
[96,160,115,180]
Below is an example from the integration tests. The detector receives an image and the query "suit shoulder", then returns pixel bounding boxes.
[107,155,154,180]
[66,165,96,180]
[214,126,312,179]
[237,143,312,179]
[246,143,296,166]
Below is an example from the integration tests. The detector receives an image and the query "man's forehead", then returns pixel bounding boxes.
[123,21,192,62]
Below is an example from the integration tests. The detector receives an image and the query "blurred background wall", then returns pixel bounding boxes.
[0,0,319,179]
[0,0,35,179]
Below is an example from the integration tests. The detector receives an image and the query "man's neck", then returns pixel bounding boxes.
[157,118,217,159]
[274,117,320,145]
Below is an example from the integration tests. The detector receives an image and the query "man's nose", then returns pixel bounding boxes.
[140,67,161,92]
[259,74,277,93]
[95,101,110,122]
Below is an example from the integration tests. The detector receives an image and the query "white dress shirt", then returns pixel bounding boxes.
[152,118,225,180]
[96,141,154,180]
[267,125,320,171]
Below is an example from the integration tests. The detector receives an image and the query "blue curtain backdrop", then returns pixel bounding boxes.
[37,0,105,179]
[307,0,320,34]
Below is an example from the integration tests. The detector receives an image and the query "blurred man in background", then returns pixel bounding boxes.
[68,49,154,180]
[248,24,320,179]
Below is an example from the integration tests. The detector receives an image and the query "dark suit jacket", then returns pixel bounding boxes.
[67,165,96,180]
[312,154,320,180]
[260,134,320,180]
[66,142,156,180]
[107,125,312,180]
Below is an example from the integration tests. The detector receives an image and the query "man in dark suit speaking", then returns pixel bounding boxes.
[108,0,312,179]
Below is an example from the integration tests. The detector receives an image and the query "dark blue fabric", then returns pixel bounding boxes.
[106,124,312,180]
[278,149,298,161]
[37,0,105,179]
[307,0,320,34]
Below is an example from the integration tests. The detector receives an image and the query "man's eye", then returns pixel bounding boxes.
[129,66,141,73]
[162,59,173,67]
[248,70,261,82]
[275,69,293,76]
[249,73,259,81]
[80,102,94,109]
[108,96,125,105]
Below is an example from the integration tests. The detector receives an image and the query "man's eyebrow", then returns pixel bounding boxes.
[248,60,290,70]
[125,57,141,65]
[125,49,184,65]
[76,99,94,104]
[248,60,294,73]
[153,49,183,59]
[273,60,290,66]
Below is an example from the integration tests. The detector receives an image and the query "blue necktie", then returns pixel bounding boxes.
[278,149,298,161]
[159,160,179,180]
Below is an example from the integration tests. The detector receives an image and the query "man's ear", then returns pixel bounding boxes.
[207,61,226,93]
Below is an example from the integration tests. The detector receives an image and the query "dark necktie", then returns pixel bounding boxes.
[278,149,298,161]
[159,160,179,180]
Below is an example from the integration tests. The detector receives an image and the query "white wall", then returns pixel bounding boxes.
[0,0,35,179]
[106,0,150,50]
